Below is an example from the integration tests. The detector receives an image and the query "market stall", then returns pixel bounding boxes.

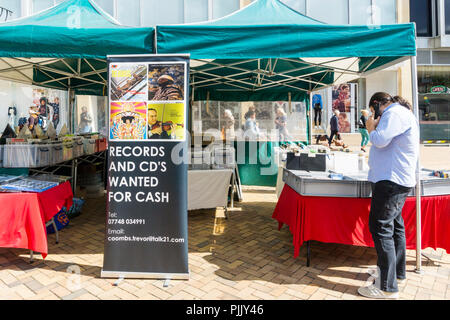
[0,180,73,258]
[0,0,154,257]
[155,0,432,269]
[156,0,416,188]
[273,168,450,266]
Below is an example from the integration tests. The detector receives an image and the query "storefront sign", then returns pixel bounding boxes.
[430,85,449,94]
[102,55,189,279]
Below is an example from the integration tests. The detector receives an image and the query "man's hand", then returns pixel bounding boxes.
[151,126,162,135]
[366,116,380,133]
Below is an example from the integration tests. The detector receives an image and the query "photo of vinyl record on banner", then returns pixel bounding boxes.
[102,55,189,280]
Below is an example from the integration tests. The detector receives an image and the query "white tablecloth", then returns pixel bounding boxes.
[188,169,233,210]
[276,166,285,199]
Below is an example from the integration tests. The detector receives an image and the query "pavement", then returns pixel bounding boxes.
[0,143,449,300]
[1,170,450,300]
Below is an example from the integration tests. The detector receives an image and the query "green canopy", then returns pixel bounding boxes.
[0,0,154,95]
[0,0,153,58]
[157,0,416,102]
[157,0,415,62]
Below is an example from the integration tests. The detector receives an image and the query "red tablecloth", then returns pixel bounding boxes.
[273,185,450,258]
[0,181,73,258]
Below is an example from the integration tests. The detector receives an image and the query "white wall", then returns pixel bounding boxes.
[365,70,398,107]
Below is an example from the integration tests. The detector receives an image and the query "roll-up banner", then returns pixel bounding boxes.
[101,55,189,280]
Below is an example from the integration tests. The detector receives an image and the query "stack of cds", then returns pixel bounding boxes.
[0,177,58,193]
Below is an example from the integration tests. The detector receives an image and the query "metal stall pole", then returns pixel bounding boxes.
[410,55,423,274]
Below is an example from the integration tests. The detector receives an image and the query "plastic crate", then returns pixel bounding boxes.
[73,139,84,158]
[283,168,360,198]
[96,138,107,152]
[421,178,450,196]
[36,144,51,167]
[62,142,74,161]
[358,173,450,198]
[3,144,51,168]
[83,138,96,155]
[51,143,64,164]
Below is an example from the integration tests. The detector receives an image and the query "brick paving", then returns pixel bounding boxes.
[1,183,449,300]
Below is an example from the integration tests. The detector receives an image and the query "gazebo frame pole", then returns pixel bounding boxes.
[410,55,422,274]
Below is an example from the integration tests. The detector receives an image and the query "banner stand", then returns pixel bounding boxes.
[101,54,190,281]
[101,271,189,281]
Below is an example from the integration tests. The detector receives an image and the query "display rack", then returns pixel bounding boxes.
[28,150,107,194]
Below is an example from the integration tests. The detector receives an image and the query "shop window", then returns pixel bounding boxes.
[212,0,239,20]
[281,0,306,14]
[32,0,54,13]
[141,0,184,26]
[94,0,114,17]
[116,0,141,26]
[372,0,396,24]
[446,0,450,34]
[410,0,433,37]
[307,0,349,25]
[349,0,371,25]
[417,66,450,141]
[417,50,432,65]
[0,0,21,20]
[432,51,450,64]
[184,0,208,23]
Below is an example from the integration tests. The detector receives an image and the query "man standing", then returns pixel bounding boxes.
[328,109,340,147]
[358,92,419,299]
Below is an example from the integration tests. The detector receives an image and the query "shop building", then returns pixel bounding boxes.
[410,0,450,142]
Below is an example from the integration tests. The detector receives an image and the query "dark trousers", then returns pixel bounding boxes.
[313,107,322,126]
[328,130,341,145]
[369,180,412,292]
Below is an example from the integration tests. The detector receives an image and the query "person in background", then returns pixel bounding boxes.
[328,109,341,147]
[221,109,235,140]
[244,110,260,140]
[312,93,323,129]
[359,109,370,152]
[358,92,419,299]
[27,106,39,132]
[48,97,60,129]
[274,107,291,141]
[244,105,256,120]
[78,106,92,133]
[38,97,49,117]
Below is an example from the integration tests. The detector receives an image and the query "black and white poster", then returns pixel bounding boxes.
[102,54,189,279]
